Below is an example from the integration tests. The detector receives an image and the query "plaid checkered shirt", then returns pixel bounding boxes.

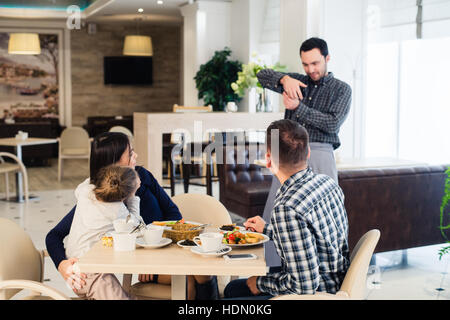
[256,167,350,296]
[256,69,352,149]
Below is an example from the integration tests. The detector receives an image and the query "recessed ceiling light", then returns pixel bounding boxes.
[157,0,163,5]
[138,8,144,13]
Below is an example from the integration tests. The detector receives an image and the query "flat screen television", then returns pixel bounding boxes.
[104,56,153,85]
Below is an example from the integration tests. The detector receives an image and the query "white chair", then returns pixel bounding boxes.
[0,218,70,300]
[128,193,233,299]
[270,229,381,300]
[58,127,91,182]
[0,152,29,202]
[109,126,133,138]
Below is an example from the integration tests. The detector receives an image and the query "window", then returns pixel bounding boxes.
[364,0,450,164]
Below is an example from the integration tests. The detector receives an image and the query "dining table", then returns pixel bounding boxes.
[0,137,58,202]
[77,226,267,300]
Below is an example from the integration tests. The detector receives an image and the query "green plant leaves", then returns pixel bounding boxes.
[194,47,242,111]
[438,166,450,259]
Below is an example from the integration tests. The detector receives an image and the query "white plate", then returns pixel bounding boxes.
[177,239,198,249]
[222,231,270,247]
[136,237,172,249]
[218,225,245,232]
[190,245,231,257]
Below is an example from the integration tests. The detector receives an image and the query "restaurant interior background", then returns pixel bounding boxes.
[0,0,449,300]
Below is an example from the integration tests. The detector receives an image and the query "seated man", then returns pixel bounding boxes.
[224,119,350,299]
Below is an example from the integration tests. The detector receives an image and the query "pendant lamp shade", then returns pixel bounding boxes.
[123,35,153,56]
[8,33,41,55]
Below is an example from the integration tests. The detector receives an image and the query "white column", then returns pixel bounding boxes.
[180,1,231,107]
[279,0,323,73]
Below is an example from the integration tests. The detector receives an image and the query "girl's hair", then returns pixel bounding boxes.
[90,132,131,184]
[93,165,138,202]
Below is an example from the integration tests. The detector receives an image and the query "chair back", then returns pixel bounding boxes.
[338,229,380,299]
[171,193,232,226]
[60,127,90,155]
[0,218,42,300]
[109,126,133,138]
[173,104,213,113]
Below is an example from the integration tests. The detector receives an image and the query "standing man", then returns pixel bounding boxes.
[256,37,352,268]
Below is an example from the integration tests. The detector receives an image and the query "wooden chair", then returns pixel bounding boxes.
[172,104,213,113]
[0,218,70,300]
[169,104,217,196]
[127,194,233,299]
[271,229,381,300]
[58,127,90,182]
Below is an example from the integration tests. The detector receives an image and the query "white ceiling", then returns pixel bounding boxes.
[0,0,230,25]
[97,0,187,16]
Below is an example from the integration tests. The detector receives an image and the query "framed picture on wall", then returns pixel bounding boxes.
[0,32,59,121]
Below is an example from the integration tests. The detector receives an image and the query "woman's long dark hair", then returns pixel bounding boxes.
[89,132,131,184]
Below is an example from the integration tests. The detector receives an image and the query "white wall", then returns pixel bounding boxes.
[322,0,367,159]
[180,1,231,106]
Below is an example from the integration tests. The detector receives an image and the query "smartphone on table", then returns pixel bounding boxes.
[223,254,257,261]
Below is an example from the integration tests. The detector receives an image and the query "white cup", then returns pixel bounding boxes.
[112,232,136,251]
[193,232,223,252]
[143,225,164,245]
[113,219,134,233]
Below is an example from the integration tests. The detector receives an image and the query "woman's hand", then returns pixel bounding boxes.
[138,274,155,283]
[58,258,86,292]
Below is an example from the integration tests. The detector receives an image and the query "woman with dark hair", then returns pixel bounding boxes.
[45,132,218,299]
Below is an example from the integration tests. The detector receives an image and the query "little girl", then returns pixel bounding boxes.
[66,165,141,300]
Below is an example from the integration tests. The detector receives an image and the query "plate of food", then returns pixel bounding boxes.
[218,223,245,232]
[222,230,269,247]
[177,239,198,249]
[152,219,203,228]
[152,219,206,243]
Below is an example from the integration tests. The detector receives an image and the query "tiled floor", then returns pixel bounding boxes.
[0,178,449,300]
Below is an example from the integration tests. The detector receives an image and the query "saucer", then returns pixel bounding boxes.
[136,237,172,249]
[190,245,231,257]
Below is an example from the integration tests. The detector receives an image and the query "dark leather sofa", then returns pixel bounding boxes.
[339,165,448,253]
[218,147,448,253]
[217,143,272,219]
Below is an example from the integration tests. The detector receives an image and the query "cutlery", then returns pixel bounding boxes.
[188,223,210,231]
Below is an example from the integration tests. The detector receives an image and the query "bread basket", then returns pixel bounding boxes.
[162,223,203,242]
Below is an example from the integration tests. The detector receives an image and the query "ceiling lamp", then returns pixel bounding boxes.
[123,35,153,56]
[123,13,153,57]
[8,33,41,55]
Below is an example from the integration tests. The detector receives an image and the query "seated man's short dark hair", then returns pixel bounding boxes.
[266,119,309,167]
[300,37,329,57]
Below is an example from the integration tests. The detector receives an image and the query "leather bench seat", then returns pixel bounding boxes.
[218,144,272,219]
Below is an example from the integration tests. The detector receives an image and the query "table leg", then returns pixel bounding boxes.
[15,145,24,203]
[122,274,132,293]
[206,162,212,196]
[171,275,187,300]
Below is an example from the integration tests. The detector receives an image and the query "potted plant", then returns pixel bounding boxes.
[231,54,287,112]
[194,48,242,111]
[439,166,450,259]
